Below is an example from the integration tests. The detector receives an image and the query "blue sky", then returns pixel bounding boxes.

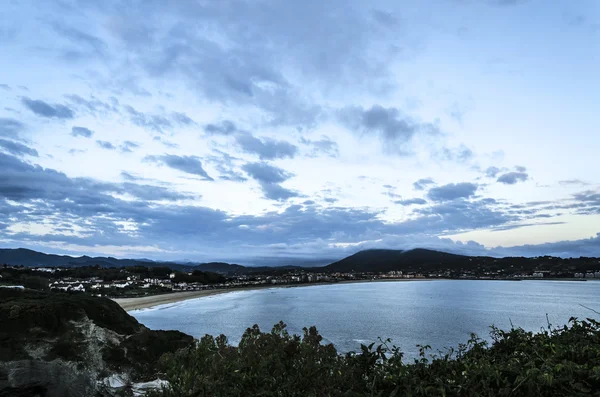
[0,0,599,263]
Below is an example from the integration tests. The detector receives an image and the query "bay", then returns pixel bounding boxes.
[131,280,600,358]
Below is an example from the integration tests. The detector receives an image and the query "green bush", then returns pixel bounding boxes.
[148,318,600,397]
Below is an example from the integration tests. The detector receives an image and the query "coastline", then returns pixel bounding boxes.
[113,277,587,312]
[113,278,428,311]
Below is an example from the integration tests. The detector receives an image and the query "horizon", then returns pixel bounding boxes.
[1,245,595,269]
[1,0,599,261]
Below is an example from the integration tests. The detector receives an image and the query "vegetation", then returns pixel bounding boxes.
[148,317,600,397]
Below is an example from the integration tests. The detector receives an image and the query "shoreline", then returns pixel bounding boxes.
[113,277,589,311]
[113,278,428,311]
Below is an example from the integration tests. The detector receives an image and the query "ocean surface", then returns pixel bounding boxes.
[131,280,600,358]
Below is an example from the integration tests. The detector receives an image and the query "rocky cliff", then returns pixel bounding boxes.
[0,288,193,397]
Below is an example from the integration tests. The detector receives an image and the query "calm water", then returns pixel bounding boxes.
[131,280,600,358]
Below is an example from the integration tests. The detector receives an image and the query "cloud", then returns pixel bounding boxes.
[300,136,339,158]
[559,179,589,186]
[395,198,427,206]
[51,23,108,58]
[121,182,195,202]
[21,97,74,119]
[96,140,116,150]
[0,118,25,138]
[71,126,94,138]
[65,95,119,117]
[153,136,179,149]
[145,154,214,180]
[339,105,439,154]
[234,133,298,160]
[497,171,528,185]
[413,178,435,191]
[205,150,247,182]
[92,0,410,127]
[242,162,292,184]
[124,105,195,133]
[205,120,237,135]
[0,84,10,91]
[0,139,38,157]
[484,166,501,178]
[120,141,140,153]
[436,145,474,162]
[1,152,597,259]
[427,182,478,201]
[242,162,298,201]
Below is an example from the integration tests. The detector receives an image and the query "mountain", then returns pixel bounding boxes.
[323,248,480,273]
[194,262,247,273]
[0,248,223,271]
[0,248,303,275]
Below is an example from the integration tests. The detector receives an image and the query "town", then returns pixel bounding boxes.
[2,261,600,297]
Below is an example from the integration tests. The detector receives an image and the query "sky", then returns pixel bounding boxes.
[0,0,599,264]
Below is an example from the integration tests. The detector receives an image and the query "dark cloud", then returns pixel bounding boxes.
[235,133,298,160]
[395,198,427,206]
[0,84,10,91]
[242,162,292,184]
[205,120,237,135]
[121,182,195,202]
[492,233,600,258]
[1,153,596,259]
[427,182,478,201]
[21,97,74,119]
[340,105,439,154]
[120,141,140,153]
[242,162,299,201]
[497,171,528,185]
[413,178,435,191]
[0,139,38,157]
[300,136,339,158]
[96,140,116,150]
[484,166,501,178]
[145,154,214,181]
[0,118,25,138]
[71,126,94,138]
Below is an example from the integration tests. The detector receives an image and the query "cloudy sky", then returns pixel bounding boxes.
[0,0,599,263]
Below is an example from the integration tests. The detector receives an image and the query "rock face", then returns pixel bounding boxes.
[0,289,193,397]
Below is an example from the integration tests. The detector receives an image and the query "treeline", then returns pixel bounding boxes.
[148,318,600,396]
[171,270,226,284]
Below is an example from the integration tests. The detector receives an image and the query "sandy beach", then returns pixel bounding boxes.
[113,279,431,311]
[113,285,278,311]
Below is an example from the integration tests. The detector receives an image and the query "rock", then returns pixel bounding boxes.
[0,289,194,396]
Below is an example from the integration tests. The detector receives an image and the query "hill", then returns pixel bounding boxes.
[324,248,480,273]
[0,248,308,275]
[0,248,248,273]
[0,288,193,396]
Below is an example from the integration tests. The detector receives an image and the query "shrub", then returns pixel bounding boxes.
[148,317,600,397]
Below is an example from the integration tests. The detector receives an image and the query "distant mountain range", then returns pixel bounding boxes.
[1,247,589,275]
[0,248,309,274]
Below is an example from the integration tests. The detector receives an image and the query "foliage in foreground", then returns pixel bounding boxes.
[148,318,600,397]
